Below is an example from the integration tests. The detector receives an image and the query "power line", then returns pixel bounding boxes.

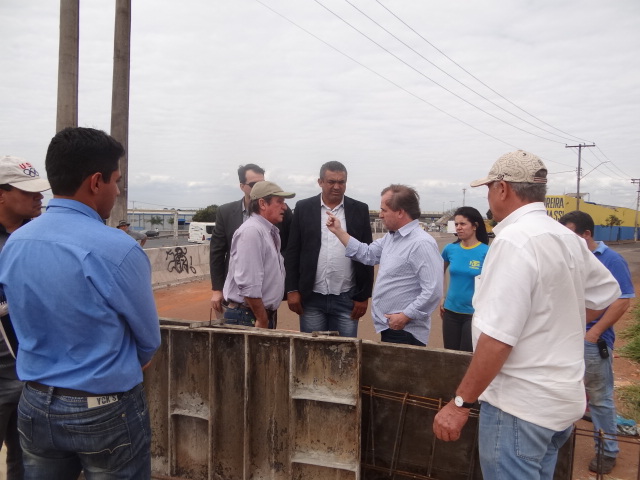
[374,0,592,145]
[312,0,568,144]
[254,0,521,150]
[342,0,580,144]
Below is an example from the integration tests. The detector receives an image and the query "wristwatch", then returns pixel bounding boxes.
[454,395,474,408]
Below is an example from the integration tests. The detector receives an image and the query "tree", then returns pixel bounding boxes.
[486,209,497,227]
[167,217,174,225]
[192,204,218,222]
[149,216,163,226]
[603,214,622,241]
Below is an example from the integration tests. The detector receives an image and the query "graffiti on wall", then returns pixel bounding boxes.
[166,247,197,275]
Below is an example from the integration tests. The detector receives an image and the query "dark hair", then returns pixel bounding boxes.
[0,184,13,192]
[453,206,489,244]
[380,184,421,220]
[250,195,275,214]
[558,210,594,235]
[45,127,123,196]
[319,161,347,179]
[238,164,265,184]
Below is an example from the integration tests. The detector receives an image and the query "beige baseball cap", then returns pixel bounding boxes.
[250,181,295,200]
[0,156,51,192]
[470,150,547,187]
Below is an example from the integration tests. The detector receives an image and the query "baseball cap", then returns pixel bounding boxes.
[0,156,51,192]
[470,150,547,187]
[250,181,295,200]
[117,220,130,227]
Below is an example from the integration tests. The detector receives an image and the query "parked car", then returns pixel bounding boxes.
[145,230,160,237]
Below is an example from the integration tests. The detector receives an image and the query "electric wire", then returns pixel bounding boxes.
[374,0,593,145]
[343,0,580,144]
[312,0,567,145]
[254,0,520,150]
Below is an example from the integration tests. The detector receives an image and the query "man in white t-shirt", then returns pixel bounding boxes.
[433,150,620,479]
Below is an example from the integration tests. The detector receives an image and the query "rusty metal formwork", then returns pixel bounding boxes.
[145,323,362,479]
[145,322,576,479]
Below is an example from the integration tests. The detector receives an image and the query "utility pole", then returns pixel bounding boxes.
[632,179,640,242]
[56,0,79,131]
[565,144,596,210]
[462,188,466,207]
[109,0,132,227]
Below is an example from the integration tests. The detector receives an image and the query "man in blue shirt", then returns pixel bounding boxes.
[326,184,443,346]
[0,127,161,480]
[559,210,634,475]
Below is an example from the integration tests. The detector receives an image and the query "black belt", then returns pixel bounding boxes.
[227,302,276,316]
[27,381,122,398]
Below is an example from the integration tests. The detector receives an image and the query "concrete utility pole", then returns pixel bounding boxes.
[109,0,131,227]
[56,0,79,132]
[565,143,596,211]
[462,188,466,207]
[632,179,640,242]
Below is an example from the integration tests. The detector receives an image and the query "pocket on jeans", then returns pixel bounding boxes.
[17,410,33,443]
[64,414,133,471]
[513,417,548,463]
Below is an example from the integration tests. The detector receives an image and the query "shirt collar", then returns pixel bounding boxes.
[493,202,545,236]
[47,198,104,223]
[394,219,420,237]
[593,241,608,255]
[320,196,344,211]
[252,213,278,231]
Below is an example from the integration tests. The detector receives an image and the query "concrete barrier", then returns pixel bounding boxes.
[146,244,210,288]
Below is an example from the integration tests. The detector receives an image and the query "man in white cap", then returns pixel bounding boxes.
[223,181,295,329]
[433,150,620,479]
[0,155,50,480]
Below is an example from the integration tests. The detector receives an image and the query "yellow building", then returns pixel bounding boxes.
[545,195,637,241]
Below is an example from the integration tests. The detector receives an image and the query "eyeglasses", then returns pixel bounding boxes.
[244,181,258,188]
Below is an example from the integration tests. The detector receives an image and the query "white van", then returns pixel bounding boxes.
[188,222,215,244]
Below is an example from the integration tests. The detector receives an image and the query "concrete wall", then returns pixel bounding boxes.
[146,244,210,288]
[144,323,573,480]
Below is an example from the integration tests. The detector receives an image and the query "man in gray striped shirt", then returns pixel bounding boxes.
[326,184,443,346]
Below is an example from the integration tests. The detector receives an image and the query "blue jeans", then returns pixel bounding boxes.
[0,378,24,480]
[17,383,151,480]
[584,340,618,457]
[223,305,277,329]
[479,402,573,480]
[299,290,358,337]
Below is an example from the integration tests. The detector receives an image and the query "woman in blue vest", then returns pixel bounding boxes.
[440,207,489,351]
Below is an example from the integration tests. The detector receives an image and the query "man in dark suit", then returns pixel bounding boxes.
[285,161,373,337]
[210,164,291,314]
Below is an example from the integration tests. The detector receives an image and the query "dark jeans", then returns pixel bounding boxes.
[380,328,425,347]
[18,382,151,480]
[442,309,473,352]
[0,378,24,480]
[224,305,277,329]
[299,290,358,337]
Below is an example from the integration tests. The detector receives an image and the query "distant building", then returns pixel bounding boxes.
[125,209,197,232]
[545,195,637,241]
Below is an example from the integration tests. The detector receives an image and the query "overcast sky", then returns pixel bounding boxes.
[1,0,639,216]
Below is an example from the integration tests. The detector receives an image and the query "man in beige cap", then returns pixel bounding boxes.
[433,150,620,479]
[222,181,295,329]
[0,155,50,479]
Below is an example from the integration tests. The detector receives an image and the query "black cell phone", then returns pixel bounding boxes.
[597,338,609,359]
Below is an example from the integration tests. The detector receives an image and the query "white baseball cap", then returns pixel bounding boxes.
[0,156,51,192]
